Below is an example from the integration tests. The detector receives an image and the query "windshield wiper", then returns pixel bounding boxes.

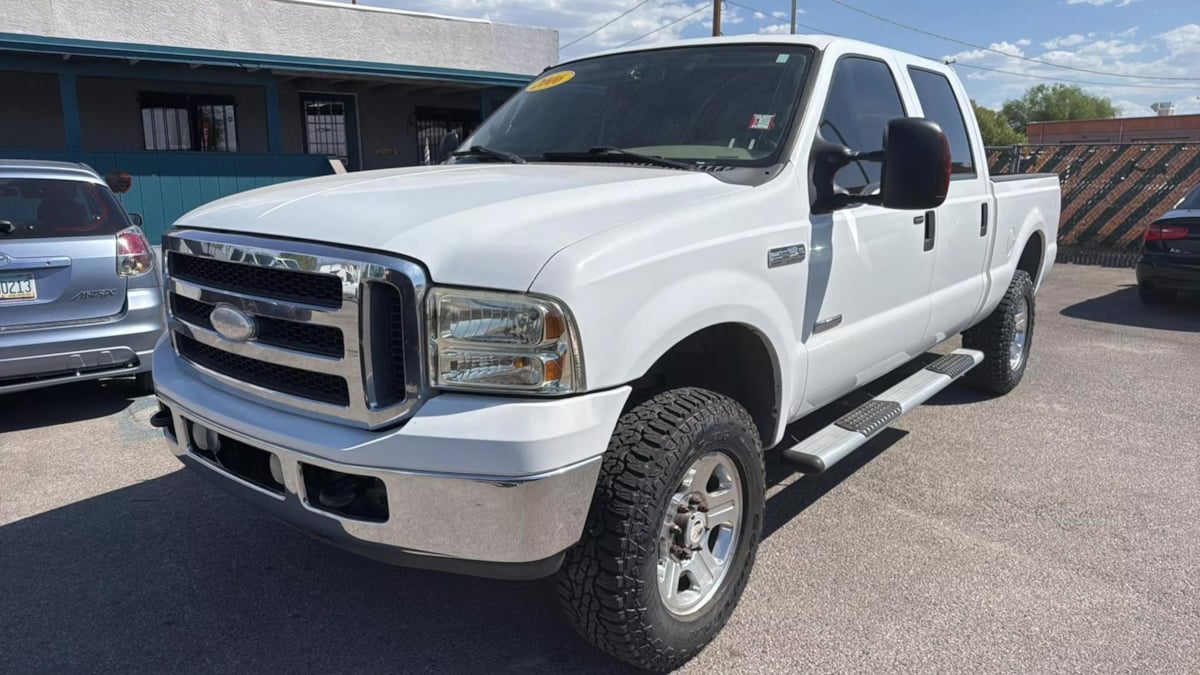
[542,146,698,171]
[451,145,527,164]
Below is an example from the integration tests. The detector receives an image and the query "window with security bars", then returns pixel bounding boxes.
[303,100,350,167]
[414,107,481,165]
[140,92,238,152]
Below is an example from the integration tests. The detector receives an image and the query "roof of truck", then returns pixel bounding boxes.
[0,159,104,184]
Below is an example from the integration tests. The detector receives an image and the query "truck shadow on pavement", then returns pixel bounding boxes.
[0,468,639,674]
[0,352,984,674]
[0,378,150,433]
[1060,286,1200,332]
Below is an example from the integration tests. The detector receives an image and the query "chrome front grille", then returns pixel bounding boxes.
[163,230,428,429]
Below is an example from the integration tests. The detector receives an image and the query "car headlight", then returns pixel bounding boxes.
[427,288,584,394]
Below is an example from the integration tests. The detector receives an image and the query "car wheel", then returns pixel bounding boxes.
[963,270,1035,395]
[556,387,765,673]
[1138,283,1176,305]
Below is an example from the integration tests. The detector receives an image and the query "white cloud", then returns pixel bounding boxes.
[1016,38,1032,47]
[1043,34,1088,49]
[1158,24,1200,55]
[1066,0,1137,6]
[943,23,1200,117]
[759,23,791,35]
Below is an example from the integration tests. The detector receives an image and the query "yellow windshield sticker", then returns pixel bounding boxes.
[526,70,575,92]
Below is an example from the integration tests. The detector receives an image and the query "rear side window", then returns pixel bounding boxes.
[819,56,907,194]
[1177,186,1200,210]
[908,67,975,177]
[0,178,130,240]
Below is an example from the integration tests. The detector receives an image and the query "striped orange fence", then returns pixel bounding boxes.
[987,143,1200,258]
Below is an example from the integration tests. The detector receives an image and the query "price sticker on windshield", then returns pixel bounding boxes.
[749,114,776,131]
[527,70,576,92]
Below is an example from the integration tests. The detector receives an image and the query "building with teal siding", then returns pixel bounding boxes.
[0,0,558,241]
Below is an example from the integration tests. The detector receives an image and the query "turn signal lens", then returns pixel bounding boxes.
[116,226,154,277]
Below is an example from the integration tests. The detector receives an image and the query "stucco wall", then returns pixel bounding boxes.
[0,72,64,149]
[75,77,270,152]
[8,0,559,77]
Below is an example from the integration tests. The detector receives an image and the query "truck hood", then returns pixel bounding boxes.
[177,163,743,289]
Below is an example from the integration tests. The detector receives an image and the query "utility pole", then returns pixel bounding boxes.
[712,0,722,36]
[790,0,797,33]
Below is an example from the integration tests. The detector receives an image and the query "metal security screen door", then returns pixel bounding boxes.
[301,93,359,170]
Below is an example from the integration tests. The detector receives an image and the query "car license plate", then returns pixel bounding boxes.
[0,274,37,300]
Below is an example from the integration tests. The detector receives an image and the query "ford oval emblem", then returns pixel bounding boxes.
[210,304,257,343]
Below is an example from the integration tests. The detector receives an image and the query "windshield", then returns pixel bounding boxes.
[462,44,815,167]
[1177,186,1200,210]
[0,178,129,240]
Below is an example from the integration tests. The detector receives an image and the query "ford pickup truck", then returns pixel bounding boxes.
[150,36,1059,671]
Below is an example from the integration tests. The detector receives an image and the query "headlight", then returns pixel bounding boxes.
[428,288,584,394]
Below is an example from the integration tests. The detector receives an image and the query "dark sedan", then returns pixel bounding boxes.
[1137,185,1200,304]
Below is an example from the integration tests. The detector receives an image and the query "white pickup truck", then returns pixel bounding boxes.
[151,36,1059,671]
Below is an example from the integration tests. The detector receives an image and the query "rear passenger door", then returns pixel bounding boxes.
[906,66,992,340]
[801,55,935,409]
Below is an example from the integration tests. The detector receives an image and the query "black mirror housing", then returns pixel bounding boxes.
[880,118,951,211]
[129,213,145,228]
[438,131,461,163]
[810,117,951,213]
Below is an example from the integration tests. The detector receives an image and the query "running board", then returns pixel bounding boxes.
[781,349,984,475]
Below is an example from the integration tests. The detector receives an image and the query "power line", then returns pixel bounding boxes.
[617,4,710,47]
[561,0,657,49]
[723,0,841,36]
[829,0,1200,83]
[951,61,1200,91]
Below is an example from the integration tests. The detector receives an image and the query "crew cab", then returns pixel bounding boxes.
[150,36,1059,671]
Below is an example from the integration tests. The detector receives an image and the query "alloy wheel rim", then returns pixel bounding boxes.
[657,451,743,617]
[1010,296,1029,372]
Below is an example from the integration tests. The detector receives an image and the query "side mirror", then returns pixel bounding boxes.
[438,131,461,163]
[879,118,951,211]
[129,213,144,228]
[811,117,951,213]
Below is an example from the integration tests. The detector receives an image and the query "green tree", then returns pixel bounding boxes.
[1000,84,1117,134]
[972,102,1025,146]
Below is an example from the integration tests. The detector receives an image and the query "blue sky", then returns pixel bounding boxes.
[368,0,1200,116]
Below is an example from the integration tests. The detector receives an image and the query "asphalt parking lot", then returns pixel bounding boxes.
[2,263,1198,674]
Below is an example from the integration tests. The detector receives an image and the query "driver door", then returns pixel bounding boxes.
[801,55,935,410]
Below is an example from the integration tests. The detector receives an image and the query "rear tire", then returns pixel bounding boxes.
[1138,283,1175,305]
[556,388,765,673]
[963,270,1035,395]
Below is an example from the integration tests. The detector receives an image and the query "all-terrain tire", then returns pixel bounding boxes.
[963,270,1036,395]
[556,387,766,672]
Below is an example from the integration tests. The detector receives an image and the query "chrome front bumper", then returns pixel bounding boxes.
[154,338,629,579]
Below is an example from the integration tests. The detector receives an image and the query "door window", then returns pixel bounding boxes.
[819,57,906,194]
[908,68,975,177]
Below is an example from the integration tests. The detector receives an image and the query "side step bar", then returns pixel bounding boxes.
[781,349,984,474]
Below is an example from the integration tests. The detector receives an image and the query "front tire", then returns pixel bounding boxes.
[556,388,765,672]
[963,270,1035,395]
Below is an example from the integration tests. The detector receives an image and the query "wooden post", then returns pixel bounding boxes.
[712,0,721,36]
